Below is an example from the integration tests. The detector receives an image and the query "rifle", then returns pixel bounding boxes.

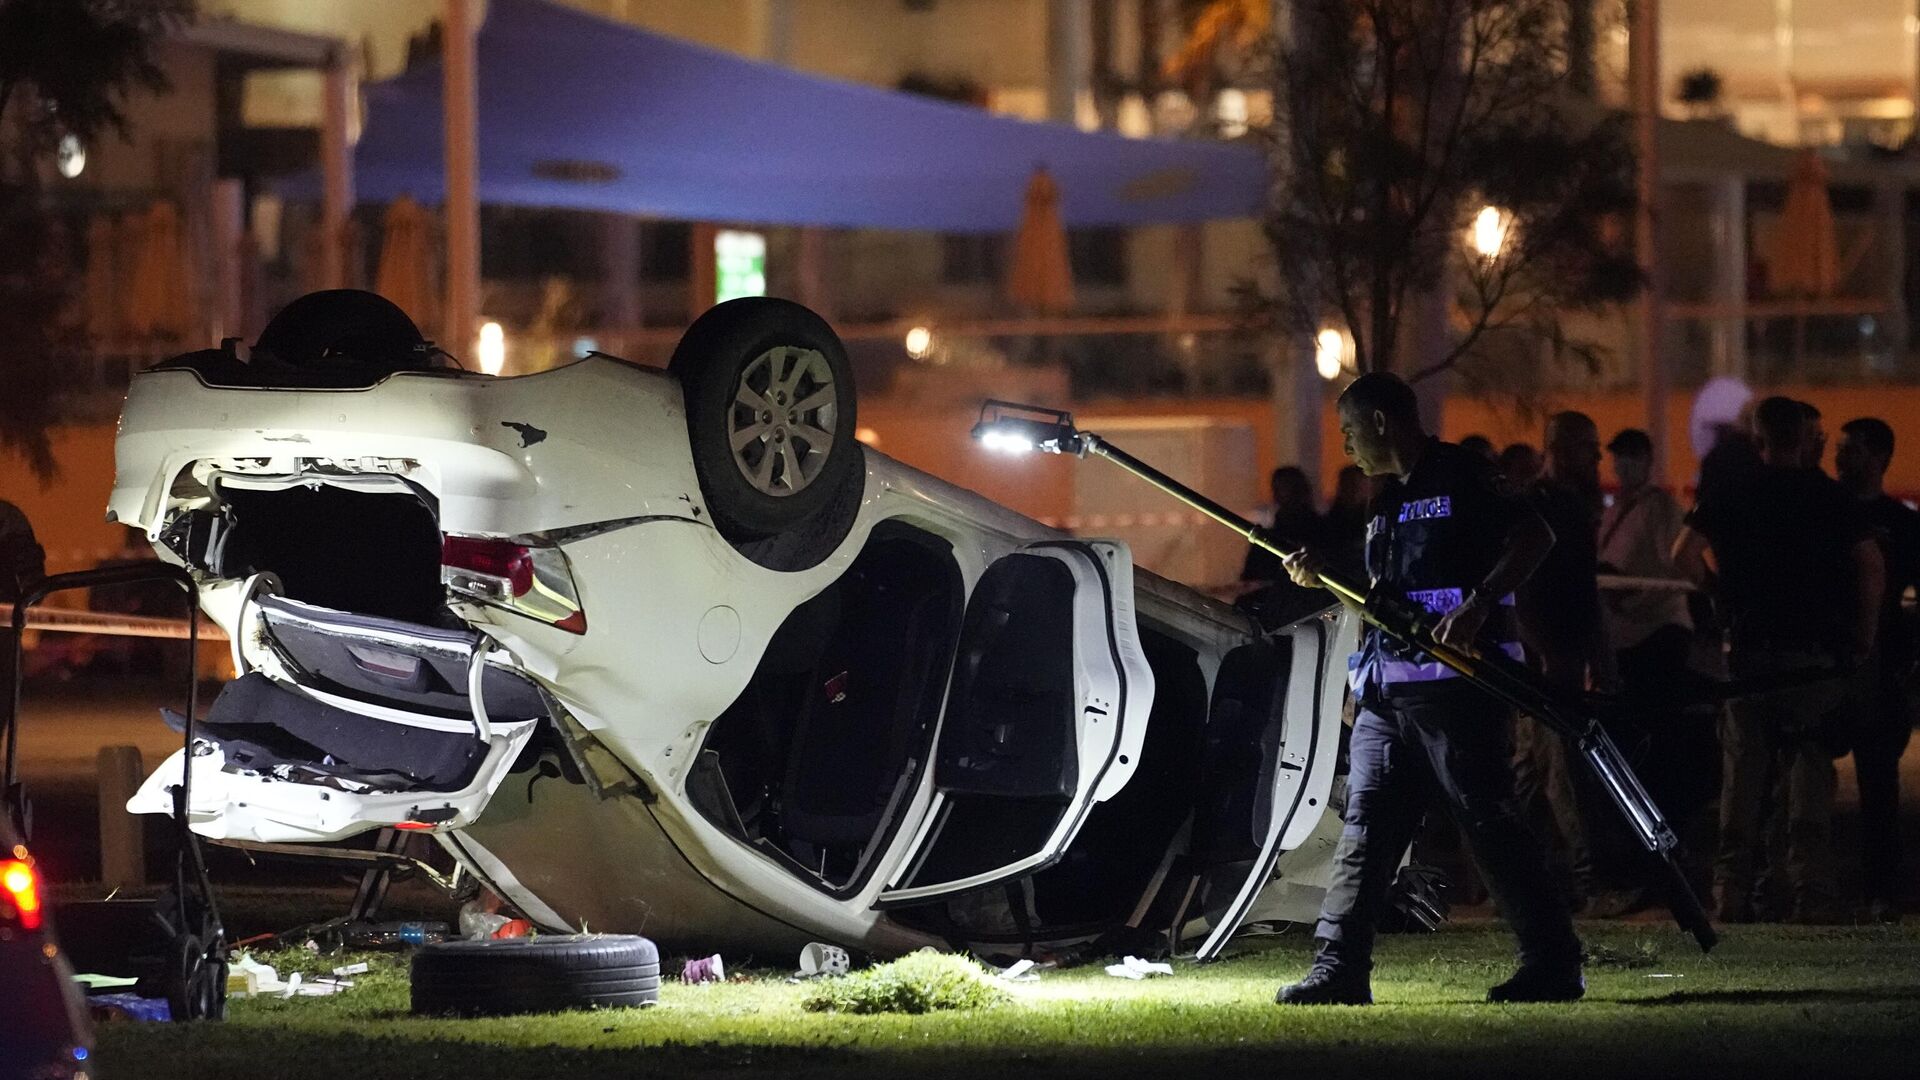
[973,401,1718,952]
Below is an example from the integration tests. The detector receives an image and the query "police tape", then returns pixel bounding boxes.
[20,607,229,641]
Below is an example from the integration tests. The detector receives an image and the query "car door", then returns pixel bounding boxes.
[876,540,1154,906]
[1191,605,1353,960]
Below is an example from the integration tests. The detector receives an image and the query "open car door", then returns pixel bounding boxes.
[877,540,1154,906]
[1189,606,1353,959]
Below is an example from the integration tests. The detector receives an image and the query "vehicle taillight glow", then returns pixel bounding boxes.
[441,533,587,634]
[442,536,536,598]
[2,857,44,930]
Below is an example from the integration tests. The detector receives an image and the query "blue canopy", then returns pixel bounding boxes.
[325,0,1267,231]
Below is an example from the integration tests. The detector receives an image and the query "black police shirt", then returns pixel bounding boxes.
[1687,464,1870,655]
[1360,438,1528,682]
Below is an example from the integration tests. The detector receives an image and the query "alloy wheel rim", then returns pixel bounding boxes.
[726,345,839,497]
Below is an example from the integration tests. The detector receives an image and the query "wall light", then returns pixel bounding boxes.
[904,325,933,360]
[57,134,85,179]
[1315,326,1351,380]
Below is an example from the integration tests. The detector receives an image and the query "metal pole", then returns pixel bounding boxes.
[319,48,357,291]
[1632,0,1668,481]
[443,0,482,354]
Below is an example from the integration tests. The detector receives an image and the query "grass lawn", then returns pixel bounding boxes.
[93,922,1920,1080]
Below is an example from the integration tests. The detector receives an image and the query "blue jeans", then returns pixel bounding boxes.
[1315,679,1582,971]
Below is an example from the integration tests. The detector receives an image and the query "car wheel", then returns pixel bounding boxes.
[669,298,861,542]
[410,934,661,1017]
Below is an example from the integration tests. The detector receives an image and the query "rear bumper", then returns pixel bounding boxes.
[110,357,706,539]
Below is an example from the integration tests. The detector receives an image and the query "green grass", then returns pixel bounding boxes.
[94,923,1920,1080]
[800,949,1010,1014]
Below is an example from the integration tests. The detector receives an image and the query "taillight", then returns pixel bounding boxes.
[442,534,587,634]
[2,854,44,931]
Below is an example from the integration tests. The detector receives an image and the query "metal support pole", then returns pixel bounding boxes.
[319,49,357,291]
[443,0,482,354]
[1632,0,1669,481]
[1711,176,1748,378]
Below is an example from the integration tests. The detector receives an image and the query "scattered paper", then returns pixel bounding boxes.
[997,959,1039,982]
[1103,956,1174,980]
[332,962,370,976]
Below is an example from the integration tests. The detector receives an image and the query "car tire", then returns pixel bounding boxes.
[669,298,861,542]
[410,934,662,1017]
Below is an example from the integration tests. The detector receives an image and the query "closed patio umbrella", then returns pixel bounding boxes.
[1768,149,1838,298]
[1005,166,1076,316]
[375,195,438,330]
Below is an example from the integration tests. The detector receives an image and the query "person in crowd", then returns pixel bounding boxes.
[1834,417,1918,921]
[1499,442,1542,488]
[1321,464,1372,578]
[1513,411,1623,910]
[1242,466,1321,584]
[1673,396,1883,923]
[1799,401,1827,473]
[1236,466,1330,627]
[1597,428,1711,901]
[1274,372,1583,1006]
[1460,434,1497,463]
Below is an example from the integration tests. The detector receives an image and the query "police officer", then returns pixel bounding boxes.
[1275,372,1584,1005]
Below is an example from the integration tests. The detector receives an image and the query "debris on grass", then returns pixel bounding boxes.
[1584,940,1662,969]
[801,950,1011,1014]
[1102,956,1174,980]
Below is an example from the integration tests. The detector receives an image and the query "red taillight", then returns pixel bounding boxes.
[442,536,535,598]
[441,533,587,634]
[2,857,44,931]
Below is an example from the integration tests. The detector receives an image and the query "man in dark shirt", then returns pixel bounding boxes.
[1274,373,1582,1006]
[1674,396,1883,922]
[1513,412,1623,908]
[1835,417,1918,920]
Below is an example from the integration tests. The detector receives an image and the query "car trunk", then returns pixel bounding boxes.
[218,483,447,624]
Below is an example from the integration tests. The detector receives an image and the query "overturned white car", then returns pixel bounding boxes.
[115,292,1360,959]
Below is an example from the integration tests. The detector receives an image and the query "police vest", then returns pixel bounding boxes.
[1352,439,1526,689]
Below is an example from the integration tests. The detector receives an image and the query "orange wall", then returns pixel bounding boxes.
[0,424,132,575]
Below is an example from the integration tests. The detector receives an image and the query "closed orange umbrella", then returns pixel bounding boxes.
[1769,150,1839,298]
[1005,167,1075,316]
[375,195,437,329]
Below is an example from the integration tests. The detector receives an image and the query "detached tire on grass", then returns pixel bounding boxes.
[669,298,860,543]
[410,935,661,1017]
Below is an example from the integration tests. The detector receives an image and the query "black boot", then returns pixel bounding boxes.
[1486,965,1585,1003]
[1275,943,1372,1006]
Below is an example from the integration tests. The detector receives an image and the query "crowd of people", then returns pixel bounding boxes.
[1240,396,1915,924]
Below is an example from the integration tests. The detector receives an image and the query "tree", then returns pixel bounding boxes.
[0,0,190,481]
[1247,0,1639,389]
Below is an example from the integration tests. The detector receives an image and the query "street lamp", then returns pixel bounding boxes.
[1471,204,1512,260]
